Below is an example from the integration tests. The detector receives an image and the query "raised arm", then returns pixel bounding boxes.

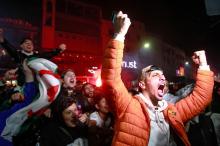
[0,28,20,62]
[39,43,66,59]
[175,50,214,122]
[101,11,132,117]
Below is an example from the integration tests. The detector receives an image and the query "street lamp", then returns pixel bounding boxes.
[143,42,150,49]
[185,61,189,66]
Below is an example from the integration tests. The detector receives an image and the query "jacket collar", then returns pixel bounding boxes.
[136,93,168,112]
[21,50,34,56]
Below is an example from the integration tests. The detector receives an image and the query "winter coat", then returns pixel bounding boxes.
[101,40,214,146]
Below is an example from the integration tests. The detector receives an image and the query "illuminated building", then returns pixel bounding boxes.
[0,0,188,86]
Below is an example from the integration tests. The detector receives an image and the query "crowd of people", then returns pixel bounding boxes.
[0,11,219,146]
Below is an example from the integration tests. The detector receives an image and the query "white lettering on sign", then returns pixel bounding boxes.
[122,60,137,69]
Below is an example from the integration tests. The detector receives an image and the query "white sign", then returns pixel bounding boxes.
[122,60,137,69]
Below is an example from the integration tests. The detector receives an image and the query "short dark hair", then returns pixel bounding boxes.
[51,94,76,123]
[20,37,33,45]
[82,82,94,91]
[93,93,105,105]
[61,69,75,79]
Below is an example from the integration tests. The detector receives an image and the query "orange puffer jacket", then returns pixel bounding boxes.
[101,40,214,146]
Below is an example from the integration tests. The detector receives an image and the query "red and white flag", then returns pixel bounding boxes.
[1,58,61,141]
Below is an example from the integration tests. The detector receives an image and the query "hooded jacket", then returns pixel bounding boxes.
[101,40,214,146]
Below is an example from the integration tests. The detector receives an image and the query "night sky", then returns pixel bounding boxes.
[0,0,220,72]
[81,0,220,73]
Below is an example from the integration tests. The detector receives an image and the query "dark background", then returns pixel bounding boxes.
[0,0,220,72]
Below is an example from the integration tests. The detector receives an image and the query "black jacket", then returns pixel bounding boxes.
[0,39,62,85]
[0,39,62,64]
[40,120,88,146]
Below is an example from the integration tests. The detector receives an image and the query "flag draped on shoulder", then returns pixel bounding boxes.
[1,58,61,141]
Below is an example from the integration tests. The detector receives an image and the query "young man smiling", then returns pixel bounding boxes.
[101,11,214,146]
[0,28,66,86]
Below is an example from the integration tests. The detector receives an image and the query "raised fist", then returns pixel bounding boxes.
[59,43,66,52]
[113,11,131,36]
[192,50,207,66]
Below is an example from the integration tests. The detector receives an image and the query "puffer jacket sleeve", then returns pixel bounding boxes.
[101,40,132,118]
[175,70,214,123]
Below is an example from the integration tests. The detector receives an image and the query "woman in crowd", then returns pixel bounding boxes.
[40,95,88,146]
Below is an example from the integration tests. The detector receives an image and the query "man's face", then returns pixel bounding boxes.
[62,103,79,127]
[143,70,166,101]
[96,98,109,114]
[20,39,34,53]
[83,84,94,98]
[63,71,76,89]
[11,92,24,102]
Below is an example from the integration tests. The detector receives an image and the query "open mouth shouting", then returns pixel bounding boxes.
[70,78,75,84]
[158,83,165,97]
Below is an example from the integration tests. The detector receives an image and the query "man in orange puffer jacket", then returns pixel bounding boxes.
[101,11,214,146]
